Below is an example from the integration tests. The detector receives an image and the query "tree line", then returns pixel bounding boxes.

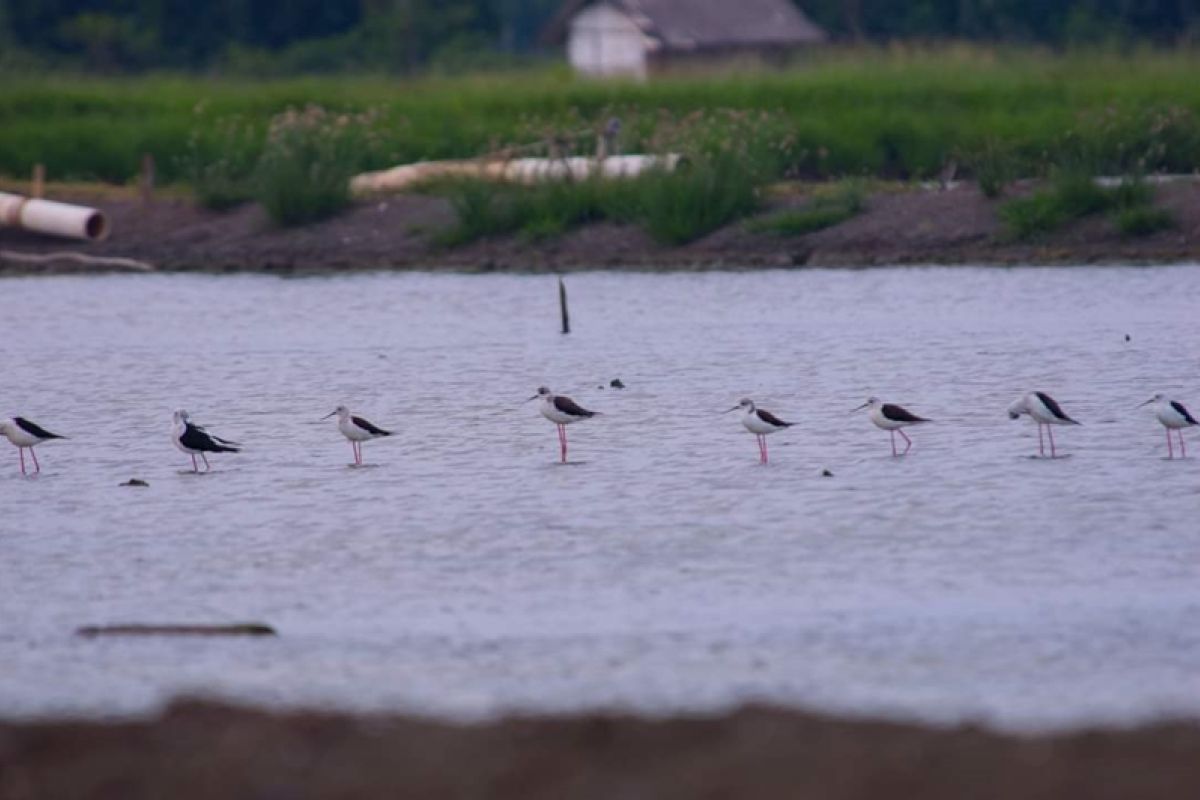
[3,0,1200,73]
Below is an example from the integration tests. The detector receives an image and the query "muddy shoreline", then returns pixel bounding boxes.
[2,700,1200,798]
[2,182,1198,276]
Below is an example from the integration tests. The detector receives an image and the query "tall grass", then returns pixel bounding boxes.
[6,49,1200,185]
[434,110,784,246]
[1000,172,1169,239]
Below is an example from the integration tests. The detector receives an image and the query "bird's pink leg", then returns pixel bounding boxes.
[201,453,211,472]
[1037,423,1045,456]
[1179,430,1187,458]
[19,447,26,475]
[30,448,40,473]
[1048,426,1057,459]
[899,429,912,455]
[557,424,567,463]
[191,453,198,473]
[1167,428,1174,459]
[890,431,897,457]
[760,435,769,464]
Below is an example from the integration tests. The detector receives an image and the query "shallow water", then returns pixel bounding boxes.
[2,266,1199,729]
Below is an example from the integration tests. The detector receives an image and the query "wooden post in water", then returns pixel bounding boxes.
[139,153,155,204]
[31,164,45,199]
[558,276,570,335]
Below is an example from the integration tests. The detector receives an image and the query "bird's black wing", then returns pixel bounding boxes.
[181,423,240,453]
[13,417,65,440]
[1171,401,1198,425]
[1034,391,1079,424]
[553,395,596,418]
[352,415,391,436]
[756,409,793,428]
[881,404,929,423]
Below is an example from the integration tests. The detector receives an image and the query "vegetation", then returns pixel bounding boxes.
[1000,172,1172,239]
[748,180,866,236]
[434,111,783,246]
[5,49,1200,191]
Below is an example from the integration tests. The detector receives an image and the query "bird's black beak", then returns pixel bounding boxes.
[321,410,337,420]
[1136,398,1154,409]
[722,406,740,414]
[524,395,539,403]
[851,403,869,413]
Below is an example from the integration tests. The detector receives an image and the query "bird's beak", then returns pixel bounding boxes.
[722,406,740,414]
[321,411,337,420]
[524,395,539,403]
[851,403,869,413]
[1136,398,1154,408]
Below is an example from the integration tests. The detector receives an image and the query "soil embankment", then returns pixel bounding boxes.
[3,700,1200,798]
[1,182,1198,275]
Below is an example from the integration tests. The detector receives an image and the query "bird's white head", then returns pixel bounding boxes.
[173,410,190,424]
[1137,392,1167,408]
[724,398,755,413]
[322,405,351,421]
[1007,395,1029,420]
[526,386,553,403]
[852,397,880,412]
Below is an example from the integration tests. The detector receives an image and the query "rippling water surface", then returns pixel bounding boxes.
[2,266,1199,728]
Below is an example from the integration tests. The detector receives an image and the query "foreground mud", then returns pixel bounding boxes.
[1,182,1198,275]
[2,700,1200,798]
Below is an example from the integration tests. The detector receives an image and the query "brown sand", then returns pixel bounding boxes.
[2,700,1200,798]
[2,182,1198,275]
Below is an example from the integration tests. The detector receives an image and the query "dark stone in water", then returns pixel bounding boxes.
[821,469,834,477]
[122,479,149,487]
[610,378,626,389]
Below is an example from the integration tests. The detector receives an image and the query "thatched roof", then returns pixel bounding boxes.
[543,0,827,50]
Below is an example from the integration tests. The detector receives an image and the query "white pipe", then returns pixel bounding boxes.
[350,154,683,196]
[0,192,109,241]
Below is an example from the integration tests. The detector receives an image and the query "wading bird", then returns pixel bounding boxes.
[724,398,793,464]
[322,405,391,466]
[528,387,597,463]
[172,410,240,473]
[853,397,930,456]
[1137,393,1197,459]
[0,417,66,475]
[1007,391,1080,458]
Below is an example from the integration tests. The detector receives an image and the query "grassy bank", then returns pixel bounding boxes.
[4,48,1200,189]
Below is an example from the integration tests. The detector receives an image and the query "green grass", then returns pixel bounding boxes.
[1113,204,1175,236]
[749,180,866,236]
[1000,172,1169,239]
[6,48,1200,188]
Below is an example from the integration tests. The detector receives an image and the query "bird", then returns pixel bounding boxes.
[1007,391,1080,458]
[853,397,930,456]
[1137,393,1198,459]
[527,386,597,463]
[0,417,66,475]
[724,398,793,463]
[172,410,240,473]
[322,405,391,465]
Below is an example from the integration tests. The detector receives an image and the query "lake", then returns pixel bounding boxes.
[2,266,1198,729]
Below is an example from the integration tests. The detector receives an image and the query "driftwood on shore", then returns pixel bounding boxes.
[76,623,276,638]
[0,249,154,272]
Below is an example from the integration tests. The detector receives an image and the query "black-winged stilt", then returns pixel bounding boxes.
[853,397,930,456]
[724,398,793,463]
[322,405,391,465]
[1007,391,1080,458]
[0,417,66,475]
[1137,393,1198,459]
[172,410,240,473]
[527,386,597,463]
